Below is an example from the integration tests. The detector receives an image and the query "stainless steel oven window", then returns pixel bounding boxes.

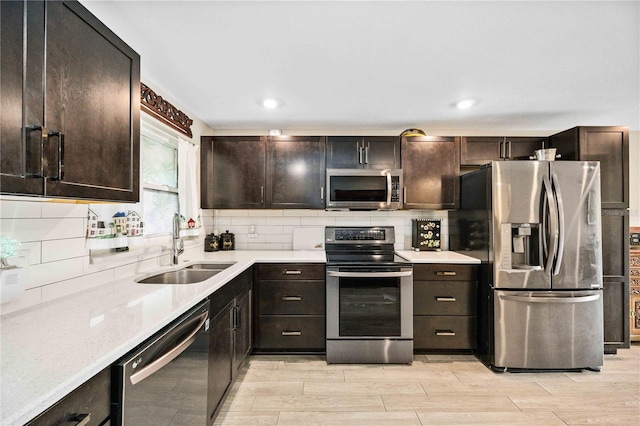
[326,267,413,340]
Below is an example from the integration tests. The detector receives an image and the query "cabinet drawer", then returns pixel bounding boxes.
[258,263,325,280]
[414,316,477,350]
[27,367,110,426]
[414,281,477,316]
[413,264,478,281]
[259,280,325,315]
[258,316,325,350]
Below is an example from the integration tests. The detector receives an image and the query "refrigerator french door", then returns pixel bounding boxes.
[460,161,604,371]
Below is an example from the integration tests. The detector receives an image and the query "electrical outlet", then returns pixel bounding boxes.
[248,233,258,238]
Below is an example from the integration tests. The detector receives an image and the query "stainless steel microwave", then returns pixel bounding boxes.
[325,169,403,210]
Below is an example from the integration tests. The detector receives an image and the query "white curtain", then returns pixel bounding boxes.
[178,138,200,234]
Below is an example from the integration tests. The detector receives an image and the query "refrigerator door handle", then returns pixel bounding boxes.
[551,174,565,276]
[499,293,601,304]
[542,175,558,274]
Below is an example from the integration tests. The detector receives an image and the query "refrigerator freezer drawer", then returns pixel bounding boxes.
[494,290,603,370]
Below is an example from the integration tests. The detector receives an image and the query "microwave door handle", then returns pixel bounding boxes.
[386,172,392,205]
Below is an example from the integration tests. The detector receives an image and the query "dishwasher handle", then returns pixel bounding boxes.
[129,311,208,385]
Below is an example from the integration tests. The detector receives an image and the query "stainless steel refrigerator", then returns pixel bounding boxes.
[451,161,604,371]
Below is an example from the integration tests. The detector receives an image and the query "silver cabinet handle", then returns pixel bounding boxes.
[47,131,64,180]
[328,271,412,278]
[260,185,265,204]
[435,330,456,336]
[435,297,457,302]
[282,330,302,336]
[499,140,504,159]
[436,271,456,276]
[130,311,208,385]
[282,296,302,301]
[364,145,369,164]
[320,186,324,202]
[358,146,364,164]
[26,125,47,177]
[283,269,302,275]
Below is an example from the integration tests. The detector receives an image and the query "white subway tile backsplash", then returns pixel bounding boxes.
[265,216,301,226]
[258,225,284,235]
[27,257,85,289]
[41,269,115,303]
[231,216,266,226]
[2,218,85,243]
[42,238,88,263]
[0,199,42,219]
[41,202,87,218]
[15,242,41,265]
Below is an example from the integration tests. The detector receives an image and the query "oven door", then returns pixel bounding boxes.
[326,266,413,340]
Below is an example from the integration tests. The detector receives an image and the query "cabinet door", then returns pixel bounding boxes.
[363,136,400,169]
[204,136,266,209]
[549,126,629,209]
[267,136,325,208]
[26,367,110,426]
[504,137,546,160]
[233,289,252,375]
[326,136,362,168]
[1,1,45,196]
[402,136,460,209]
[207,300,234,422]
[460,137,504,166]
[43,1,140,202]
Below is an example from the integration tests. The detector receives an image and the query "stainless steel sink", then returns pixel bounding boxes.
[184,263,235,271]
[137,269,216,284]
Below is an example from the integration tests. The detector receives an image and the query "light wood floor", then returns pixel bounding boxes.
[215,343,639,425]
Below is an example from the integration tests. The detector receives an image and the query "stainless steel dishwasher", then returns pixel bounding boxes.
[112,300,210,425]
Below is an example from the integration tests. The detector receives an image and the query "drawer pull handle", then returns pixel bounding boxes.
[436,271,456,276]
[282,330,302,336]
[436,297,457,302]
[282,296,302,301]
[435,330,456,336]
[283,269,302,275]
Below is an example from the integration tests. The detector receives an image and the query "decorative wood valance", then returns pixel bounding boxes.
[140,82,194,138]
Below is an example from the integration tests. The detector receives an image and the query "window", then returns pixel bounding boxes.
[141,115,179,235]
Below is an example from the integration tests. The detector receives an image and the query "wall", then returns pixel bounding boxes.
[203,209,449,251]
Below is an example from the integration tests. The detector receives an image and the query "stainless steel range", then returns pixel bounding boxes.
[325,226,413,364]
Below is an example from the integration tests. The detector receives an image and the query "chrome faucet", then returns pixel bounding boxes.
[172,213,184,265]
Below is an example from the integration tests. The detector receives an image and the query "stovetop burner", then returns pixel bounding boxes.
[325,226,411,267]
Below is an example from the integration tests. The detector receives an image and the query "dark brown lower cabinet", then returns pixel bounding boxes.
[254,263,326,353]
[26,367,110,426]
[413,263,478,351]
[207,268,252,424]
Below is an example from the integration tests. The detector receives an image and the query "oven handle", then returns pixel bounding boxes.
[327,270,412,278]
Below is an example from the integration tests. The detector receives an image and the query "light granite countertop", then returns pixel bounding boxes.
[0,249,479,425]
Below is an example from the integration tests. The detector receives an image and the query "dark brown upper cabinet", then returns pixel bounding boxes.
[201,136,325,209]
[548,126,629,209]
[460,136,547,166]
[267,136,326,209]
[201,136,266,209]
[0,1,140,202]
[326,136,400,169]
[402,136,460,210]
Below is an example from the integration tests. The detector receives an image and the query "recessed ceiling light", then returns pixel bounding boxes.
[455,99,476,109]
[262,98,279,109]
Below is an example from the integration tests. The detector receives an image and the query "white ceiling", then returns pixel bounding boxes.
[81,1,640,134]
